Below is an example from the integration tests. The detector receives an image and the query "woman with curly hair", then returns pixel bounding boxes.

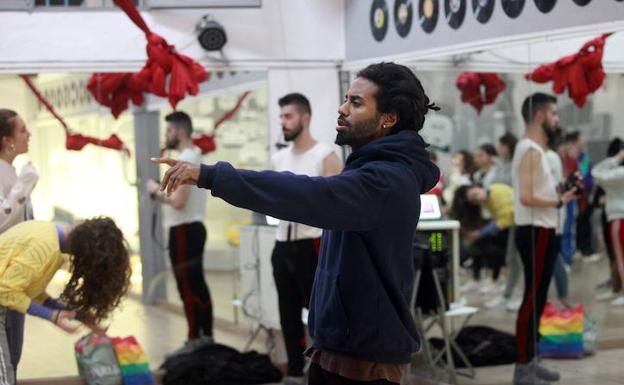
[0,217,131,385]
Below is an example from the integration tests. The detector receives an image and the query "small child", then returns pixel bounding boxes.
[0,217,131,384]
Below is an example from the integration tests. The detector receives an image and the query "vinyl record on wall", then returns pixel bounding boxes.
[472,0,495,24]
[419,0,440,33]
[572,0,592,5]
[370,0,390,42]
[445,0,466,29]
[501,0,525,18]
[534,0,557,13]
[394,0,414,37]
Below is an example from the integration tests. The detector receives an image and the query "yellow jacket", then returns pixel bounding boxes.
[0,221,69,313]
[485,184,514,230]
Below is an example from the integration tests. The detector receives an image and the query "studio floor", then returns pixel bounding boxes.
[18,253,624,384]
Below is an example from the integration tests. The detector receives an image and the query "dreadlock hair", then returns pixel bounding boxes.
[61,217,131,325]
[356,62,439,134]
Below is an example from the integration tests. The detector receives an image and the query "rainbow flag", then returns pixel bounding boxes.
[538,303,585,358]
[112,336,155,385]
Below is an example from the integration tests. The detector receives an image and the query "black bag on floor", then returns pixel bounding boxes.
[429,325,516,367]
[161,343,282,385]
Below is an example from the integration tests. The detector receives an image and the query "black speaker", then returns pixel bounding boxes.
[196,15,227,51]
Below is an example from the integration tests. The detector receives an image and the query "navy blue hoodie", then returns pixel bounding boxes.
[197,129,439,364]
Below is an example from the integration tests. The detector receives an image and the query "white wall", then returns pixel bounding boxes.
[0,0,345,73]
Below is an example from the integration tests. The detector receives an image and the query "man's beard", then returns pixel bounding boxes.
[543,122,559,148]
[283,124,303,142]
[335,115,381,147]
[165,137,180,150]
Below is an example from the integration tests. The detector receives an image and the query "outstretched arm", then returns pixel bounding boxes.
[152,158,392,231]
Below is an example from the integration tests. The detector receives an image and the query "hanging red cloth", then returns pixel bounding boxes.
[190,91,251,154]
[456,72,507,114]
[88,0,208,118]
[526,33,612,108]
[65,133,127,152]
[20,75,130,155]
[87,73,144,119]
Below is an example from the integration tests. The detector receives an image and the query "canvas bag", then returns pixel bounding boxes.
[75,333,123,385]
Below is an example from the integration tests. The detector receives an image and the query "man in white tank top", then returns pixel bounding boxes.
[146,111,213,356]
[511,94,578,385]
[271,93,341,384]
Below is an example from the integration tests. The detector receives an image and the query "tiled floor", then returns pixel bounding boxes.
[460,254,624,344]
[17,253,624,384]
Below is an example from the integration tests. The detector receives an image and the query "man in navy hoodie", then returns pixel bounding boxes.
[153,62,440,385]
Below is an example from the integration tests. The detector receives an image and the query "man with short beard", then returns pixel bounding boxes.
[511,93,578,385]
[153,62,440,385]
[146,111,213,356]
[271,93,341,385]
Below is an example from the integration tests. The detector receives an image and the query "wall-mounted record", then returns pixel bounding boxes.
[534,0,556,13]
[472,0,494,24]
[394,0,414,37]
[419,0,440,33]
[370,0,389,42]
[445,0,466,29]
[572,0,591,5]
[501,0,525,18]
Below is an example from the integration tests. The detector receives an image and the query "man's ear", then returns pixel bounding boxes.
[382,112,399,131]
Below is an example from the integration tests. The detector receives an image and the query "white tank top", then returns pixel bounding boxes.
[511,138,559,229]
[163,148,208,228]
[271,142,333,241]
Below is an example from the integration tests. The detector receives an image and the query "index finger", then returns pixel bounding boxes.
[151,157,178,167]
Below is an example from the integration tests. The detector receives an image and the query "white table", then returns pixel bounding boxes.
[238,219,461,329]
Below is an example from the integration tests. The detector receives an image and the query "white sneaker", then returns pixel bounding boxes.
[460,280,481,293]
[506,299,522,312]
[611,296,624,306]
[479,279,504,294]
[485,295,507,309]
[596,291,616,301]
[583,253,603,263]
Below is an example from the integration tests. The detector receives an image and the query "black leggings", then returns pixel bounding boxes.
[514,226,558,363]
[308,363,398,385]
[468,229,509,281]
[271,238,319,377]
[169,221,213,339]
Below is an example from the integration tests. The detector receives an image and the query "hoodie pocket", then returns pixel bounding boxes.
[314,269,349,345]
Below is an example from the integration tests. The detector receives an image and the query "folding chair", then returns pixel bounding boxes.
[409,244,478,385]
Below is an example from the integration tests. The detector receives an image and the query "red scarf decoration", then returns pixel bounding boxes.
[21,75,130,155]
[456,72,507,114]
[88,0,208,118]
[526,33,612,108]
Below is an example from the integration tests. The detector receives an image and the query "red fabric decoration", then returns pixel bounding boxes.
[87,73,144,119]
[191,135,217,154]
[88,0,208,118]
[526,33,612,108]
[20,75,130,155]
[456,72,507,114]
[66,133,127,152]
[190,91,251,154]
